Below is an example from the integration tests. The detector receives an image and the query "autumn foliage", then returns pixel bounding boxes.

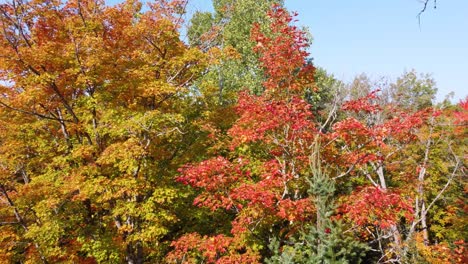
[0,0,465,263]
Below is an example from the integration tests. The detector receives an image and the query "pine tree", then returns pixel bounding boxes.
[266,142,368,264]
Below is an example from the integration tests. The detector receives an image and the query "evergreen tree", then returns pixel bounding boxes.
[266,143,369,264]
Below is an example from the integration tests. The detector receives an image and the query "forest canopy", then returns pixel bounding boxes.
[0,0,466,263]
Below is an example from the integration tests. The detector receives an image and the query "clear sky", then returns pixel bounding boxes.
[285,0,468,102]
[108,0,468,102]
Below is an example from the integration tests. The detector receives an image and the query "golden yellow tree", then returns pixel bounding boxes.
[0,0,206,262]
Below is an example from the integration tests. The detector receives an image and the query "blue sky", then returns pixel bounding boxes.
[285,0,468,102]
[109,0,468,102]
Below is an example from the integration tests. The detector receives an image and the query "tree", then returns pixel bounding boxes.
[389,70,437,110]
[326,87,464,263]
[1,1,464,263]
[187,0,284,101]
[266,143,368,264]
[170,3,466,263]
[169,5,317,262]
[0,0,206,262]
[402,98,467,263]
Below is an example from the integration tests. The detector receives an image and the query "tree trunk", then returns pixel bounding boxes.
[126,242,144,264]
[375,162,403,257]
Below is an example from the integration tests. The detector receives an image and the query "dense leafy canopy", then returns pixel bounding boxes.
[0,0,466,263]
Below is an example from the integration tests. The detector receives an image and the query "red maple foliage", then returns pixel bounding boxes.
[170,5,317,262]
[339,186,414,229]
[169,4,433,263]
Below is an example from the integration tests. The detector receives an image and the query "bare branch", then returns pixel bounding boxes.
[423,156,460,216]
[418,0,437,27]
[0,100,72,122]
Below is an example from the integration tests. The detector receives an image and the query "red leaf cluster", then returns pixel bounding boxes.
[454,97,468,125]
[340,186,414,229]
[251,4,314,93]
[342,90,381,114]
[177,156,247,211]
[276,198,314,222]
[167,233,261,264]
[229,92,316,149]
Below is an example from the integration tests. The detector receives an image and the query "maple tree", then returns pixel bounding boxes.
[0,0,206,263]
[170,3,466,263]
[0,0,465,263]
[169,5,319,262]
